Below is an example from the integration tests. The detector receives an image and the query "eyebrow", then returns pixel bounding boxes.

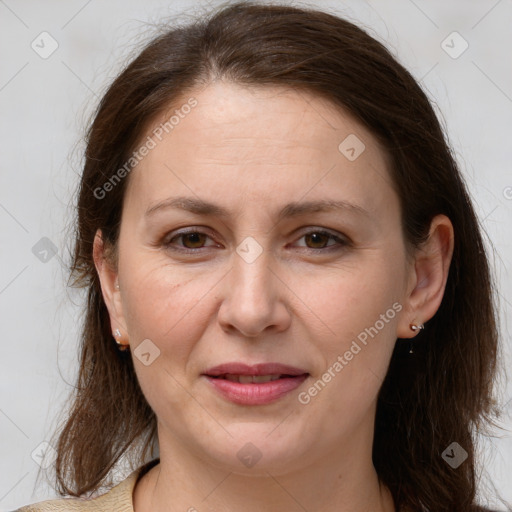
[144,196,370,220]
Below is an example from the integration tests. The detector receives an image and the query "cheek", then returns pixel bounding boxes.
[298,279,401,437]
[315,281,400,383]
[119,262,219,419]
[119,256,218,361]
[295,255,404,409]
[301,254,405,342]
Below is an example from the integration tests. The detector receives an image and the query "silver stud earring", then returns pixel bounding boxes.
[408,324,424,354]
[114,328,121,338]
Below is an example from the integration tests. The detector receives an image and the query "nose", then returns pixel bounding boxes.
[217,250,292,337]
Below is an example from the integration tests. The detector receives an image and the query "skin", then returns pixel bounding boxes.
[94,81,454,512]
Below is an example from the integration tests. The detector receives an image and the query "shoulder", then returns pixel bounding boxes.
[15,459,160,512]
[14,474,137,512]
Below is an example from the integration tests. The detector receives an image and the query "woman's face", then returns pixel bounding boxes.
[102,81,420,474]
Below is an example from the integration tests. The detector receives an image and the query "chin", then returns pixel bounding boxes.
[194,424,310,476]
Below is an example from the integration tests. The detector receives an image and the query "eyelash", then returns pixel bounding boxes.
[162,227,349,254]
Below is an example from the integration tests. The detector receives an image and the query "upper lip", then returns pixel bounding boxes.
[203,362,309,377]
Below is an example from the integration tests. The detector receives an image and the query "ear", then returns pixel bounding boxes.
[397,214,454,338]
[93,229,129,346]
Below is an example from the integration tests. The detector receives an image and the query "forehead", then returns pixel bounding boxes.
[146,81,381,156]
[123,81,395,217]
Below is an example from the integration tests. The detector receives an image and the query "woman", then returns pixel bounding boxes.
[17,2,505,511]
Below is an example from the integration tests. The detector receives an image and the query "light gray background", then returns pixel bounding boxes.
[1,0,511,510]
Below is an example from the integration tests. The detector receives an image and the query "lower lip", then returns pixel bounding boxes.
[203,375,308,405]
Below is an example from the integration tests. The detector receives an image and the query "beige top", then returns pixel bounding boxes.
[16,459,160,512]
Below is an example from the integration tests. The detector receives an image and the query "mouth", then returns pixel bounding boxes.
[202,363,310,405]
[208,373,306,383]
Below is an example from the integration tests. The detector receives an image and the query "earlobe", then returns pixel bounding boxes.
[397,214,454,338]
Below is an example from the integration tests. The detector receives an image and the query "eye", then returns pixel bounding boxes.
[294,230,348,250]
[163,229,219,251]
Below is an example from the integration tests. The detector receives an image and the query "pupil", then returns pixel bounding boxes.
[307,233,327,248]
[184,233,205,248]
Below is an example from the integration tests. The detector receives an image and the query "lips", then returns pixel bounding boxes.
[202,363,309,405]
[204,362,308,377]
[221,374,282,383]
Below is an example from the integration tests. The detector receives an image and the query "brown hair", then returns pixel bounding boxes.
[54,2,503,510]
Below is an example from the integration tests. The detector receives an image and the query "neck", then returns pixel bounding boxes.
[134,418,395,512]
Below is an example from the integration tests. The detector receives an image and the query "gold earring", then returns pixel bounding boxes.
[113,328,129,351]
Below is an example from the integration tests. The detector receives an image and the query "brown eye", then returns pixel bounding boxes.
[180,232,208,248]
[163,228,221,253]
[293,229,348,252]
[304,232,331,249]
